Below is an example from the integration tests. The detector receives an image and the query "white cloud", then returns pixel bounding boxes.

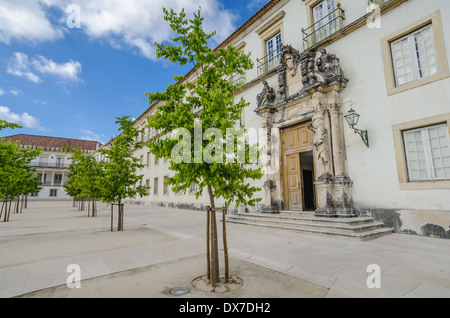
[9,89,23,96]
[0,88,5,96]
[32,55,82,82]
[0,1,239,60]
[7,52,82,83]
[80,129,102,142]
[6,52,42,83]
[0,0,64,44]
[0,106,46,131]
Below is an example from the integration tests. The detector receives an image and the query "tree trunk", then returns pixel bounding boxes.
[207,185,220,285]
[25,196,28,209]
[110,204,114,232]
[0,200,5,220]
[222,206,229,283]
[206,206,211,283]
[14,197,19,214]
[6,200,12,222]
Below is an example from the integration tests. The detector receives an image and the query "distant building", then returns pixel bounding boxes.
[3,134,101,200]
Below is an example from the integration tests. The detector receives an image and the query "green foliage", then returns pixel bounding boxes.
[62,146,104,200]
[0,121,42,200]
[97,116,149,205]
[145,7,263,207]
[0,120,22,131]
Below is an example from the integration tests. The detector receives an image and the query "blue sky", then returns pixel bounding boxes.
[0,0,267,143]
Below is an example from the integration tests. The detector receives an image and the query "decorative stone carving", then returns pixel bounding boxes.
[256,80,276,108]
[316,49,348,86]
[308,117,331,178]
[282,45,301,77]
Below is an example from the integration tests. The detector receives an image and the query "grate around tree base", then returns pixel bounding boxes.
[192,275,243,293]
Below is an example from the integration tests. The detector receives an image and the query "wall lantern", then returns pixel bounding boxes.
[344,108,369,148]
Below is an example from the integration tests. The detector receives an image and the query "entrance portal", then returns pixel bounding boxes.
[281,121,315,212]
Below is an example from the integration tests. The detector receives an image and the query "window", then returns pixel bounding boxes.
[155,156,159,166]
[393,113,450,189]
[381,11,450,95]
[50,189,57,197]
[146,179,150,194]
[39,157,48,167]
[265,32,282,72]
[189,183,198,194]
[30,192,39,197]
[140,155,144,166]
[403,124,450,181]
[163,175,169,195]
[312,0,338,43]
[54,174,62,185]
[56,157,64,168]
[147,152,151,167]
[154,177,159,195]
[391,24,437,87]
[256,10,285,76]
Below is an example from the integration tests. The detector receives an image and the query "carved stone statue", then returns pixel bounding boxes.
[256,80,276,108]
[316,49,346,84]
[308,117,331,176]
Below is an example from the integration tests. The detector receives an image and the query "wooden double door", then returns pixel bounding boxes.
[281,121,316,211]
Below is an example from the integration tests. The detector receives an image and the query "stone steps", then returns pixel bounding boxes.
[226,212,394,241]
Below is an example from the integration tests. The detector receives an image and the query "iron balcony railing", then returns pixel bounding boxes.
[302,4,345,49]
[230,73,245,88]
[29,162,70,169]
[257,46,283,77]
[42,181,67,187]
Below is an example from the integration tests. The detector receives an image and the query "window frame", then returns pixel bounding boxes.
[390,24,437,87]
[381,11,450,96]
[49,189,57,197]
[163,175,169,195]
[153,177,159,195]
[393,113,450,189]
[403,124,450,182]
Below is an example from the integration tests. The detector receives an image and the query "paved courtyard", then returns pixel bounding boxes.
[0,200,449,298]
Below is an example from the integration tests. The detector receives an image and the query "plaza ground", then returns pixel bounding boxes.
[0,200,449,298]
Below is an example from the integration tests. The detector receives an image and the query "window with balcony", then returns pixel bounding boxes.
[303,0,344,49]
[54,174,62,185]
[256,11,285,77]
[50,189,57,197]
[258,32,282,76]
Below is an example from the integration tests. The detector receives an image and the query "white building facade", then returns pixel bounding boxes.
[127,0,450,239]
[5,134,101,200]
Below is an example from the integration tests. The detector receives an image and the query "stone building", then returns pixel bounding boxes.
[4,134,101,200]
[127,0,450,239]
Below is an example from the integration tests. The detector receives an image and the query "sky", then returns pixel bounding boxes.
[0,0,268,143]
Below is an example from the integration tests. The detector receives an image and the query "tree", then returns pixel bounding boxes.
[97,116,148,231]
[63,147,104,216]
[0,121,42,221]
[145,8,263,285]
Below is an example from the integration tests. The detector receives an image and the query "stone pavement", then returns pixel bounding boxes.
[0,201,449,298]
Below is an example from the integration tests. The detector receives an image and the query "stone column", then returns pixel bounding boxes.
[259,109,280,213]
